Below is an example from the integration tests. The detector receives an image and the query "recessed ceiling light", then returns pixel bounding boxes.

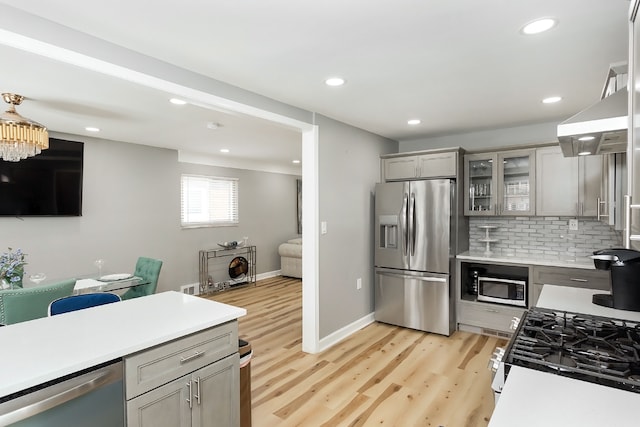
[220,149,229,153]
[85,127,100,132]
[521,18,557,35]
[325,77,345,87]
[578,150,592,156]
[407,119,421,125]
[292,160,301,164]
[578,136,595,141]
[169,98,187,105]
[542,96,562,104]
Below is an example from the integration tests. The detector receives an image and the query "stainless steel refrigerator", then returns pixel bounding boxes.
[374,179,458,335]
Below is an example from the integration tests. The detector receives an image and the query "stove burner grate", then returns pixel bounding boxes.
[505,307,640,394]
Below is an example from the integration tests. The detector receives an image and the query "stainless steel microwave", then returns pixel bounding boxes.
[477,276,527,307]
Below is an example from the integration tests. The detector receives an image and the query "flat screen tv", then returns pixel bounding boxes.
[0,138,84,216]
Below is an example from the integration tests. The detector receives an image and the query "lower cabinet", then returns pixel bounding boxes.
[126,354,239,427]
[124,321,240,427]
[456,259,528,335]
[530,266,610,306]
[457,300,525,334]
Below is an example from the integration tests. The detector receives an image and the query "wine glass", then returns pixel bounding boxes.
[94,259,105,277]
[29,273,47,285]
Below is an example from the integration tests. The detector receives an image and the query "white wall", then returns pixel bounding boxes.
[316,115,397,338]
[0,132,300,292]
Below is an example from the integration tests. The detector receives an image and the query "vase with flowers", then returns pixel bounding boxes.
[0,248,26,289]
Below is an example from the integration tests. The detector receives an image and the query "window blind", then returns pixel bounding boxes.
[181,174,239,227]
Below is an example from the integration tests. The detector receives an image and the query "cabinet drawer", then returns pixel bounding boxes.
[125,321,238,399]
[532,266,609,290]
[457,301,524,333]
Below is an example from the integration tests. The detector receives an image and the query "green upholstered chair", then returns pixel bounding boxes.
[0,279,76,325]
[121,257,163,300]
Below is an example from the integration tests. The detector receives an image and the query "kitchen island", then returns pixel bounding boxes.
[488,285,640,427]
[0,291,246,425]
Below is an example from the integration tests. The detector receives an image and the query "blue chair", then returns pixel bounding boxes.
[0,279,76,325]
[49,293,121,316]
[121,257,163,300]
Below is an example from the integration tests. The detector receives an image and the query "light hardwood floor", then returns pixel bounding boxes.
[205,276,507,427]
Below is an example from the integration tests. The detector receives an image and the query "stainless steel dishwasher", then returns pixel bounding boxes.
[0,359,124,427]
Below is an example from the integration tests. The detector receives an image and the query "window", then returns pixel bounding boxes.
[181,174,238,227]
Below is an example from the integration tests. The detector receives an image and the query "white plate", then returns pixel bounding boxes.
[98,273,133,281]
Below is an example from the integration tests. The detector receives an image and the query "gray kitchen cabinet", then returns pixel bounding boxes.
[628,3,640,250]
[457,300,525,334]
[464,149,536,216]
[125,321,239,427]
[455,259,528,335]
[127,354,239,427]
[530,266,610,306]
[383,156,417,180]
[535,146,602,217]
[464,153,497,215]
[381,150,458,181]
[599,153,627,230]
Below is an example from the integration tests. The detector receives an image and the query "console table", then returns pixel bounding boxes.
[199,246,257,294]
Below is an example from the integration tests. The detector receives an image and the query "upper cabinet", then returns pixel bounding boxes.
[629,1,640,250]
[464,149,536,216]
[382,150,458,181]
[464,153,497,215]
[535,146,602,217]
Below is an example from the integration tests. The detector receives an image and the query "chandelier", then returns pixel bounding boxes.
[0,93,49,162]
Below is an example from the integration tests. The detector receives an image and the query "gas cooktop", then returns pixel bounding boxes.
[504,307,640,393]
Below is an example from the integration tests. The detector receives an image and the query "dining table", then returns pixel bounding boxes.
[19,273,149,295]
[72,274,149,294]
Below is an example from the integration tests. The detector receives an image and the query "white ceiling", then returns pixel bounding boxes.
[0,0,631,172]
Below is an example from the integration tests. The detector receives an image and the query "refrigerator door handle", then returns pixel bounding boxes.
[401,193,409,256]
[376,270,447,282]
[409,192,416,256]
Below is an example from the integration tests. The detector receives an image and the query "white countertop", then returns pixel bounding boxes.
[0,291,246,398]
[489,366,640,427]
[489,285,640,427]
[537,284,640,322]
[457,250,595,269]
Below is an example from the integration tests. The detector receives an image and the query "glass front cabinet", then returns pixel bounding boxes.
[464,149,536,216]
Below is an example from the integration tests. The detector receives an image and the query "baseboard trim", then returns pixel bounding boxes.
[257,270,281,281]
[317,313,376,353]
[179,270,280,295]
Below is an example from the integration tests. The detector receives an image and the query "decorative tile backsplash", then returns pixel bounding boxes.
[469,217,622,259]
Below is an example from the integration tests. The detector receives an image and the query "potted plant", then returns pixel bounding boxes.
[0,248,26,289]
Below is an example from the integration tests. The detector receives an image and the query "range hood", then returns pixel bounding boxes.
[557,62,628,157]
[557,89,628,157]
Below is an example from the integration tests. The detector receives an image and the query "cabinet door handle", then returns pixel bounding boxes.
[186,381,193,409]
[569,278,588,283]
[597,198,610,220]
[194,377,201,405]
[180,351,204,364]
